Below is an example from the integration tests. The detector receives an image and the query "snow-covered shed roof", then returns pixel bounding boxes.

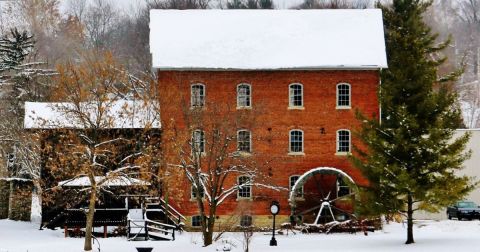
[24,100,161,129]
[149,9,388,70]
[58,176,150,187]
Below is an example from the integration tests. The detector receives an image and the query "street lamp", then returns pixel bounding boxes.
[269,201,280,246]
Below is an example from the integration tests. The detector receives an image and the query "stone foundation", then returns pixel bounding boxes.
[184,215,291,231]
[8,180,32,221]
[0,180,9,219]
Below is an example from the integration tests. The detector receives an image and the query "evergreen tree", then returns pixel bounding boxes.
[352,0,476,244]
[0,28,34,72]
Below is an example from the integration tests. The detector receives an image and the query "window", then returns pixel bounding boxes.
[337,176,351,197]
[237,84,251,108]
[192,215,202,227]
[289,175,304,198]
[240,215,252,227]
[191,83,205,107]
[237,130,252,153]
[191,185,205,199]
[237,176,252,199]
[336,83,351,108]
[289,130,304,153]
[289,83,303,108]
[336,130,350,153]
[192,130,205,154]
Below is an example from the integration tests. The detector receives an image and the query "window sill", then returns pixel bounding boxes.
[237,106,252,110]
[234,151,252,157]
[288,106,304,110]
[336,106,351,110]
[236,197,253,201]
[190,198,205,202]
[335,152,351,156]
[288,152,305,156]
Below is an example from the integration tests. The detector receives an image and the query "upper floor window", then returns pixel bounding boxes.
[336,129,350,154]
[191,185,205,199]
[289,130,304,153]
[237,176,252,199]
[237,130,252,153]
[237,83,251,108]
[289,175,304,198]
[192,130,205,154]
[336,83,351,109]
[289,83,303,108]
[240,215,253,227]
[191,83,205,107]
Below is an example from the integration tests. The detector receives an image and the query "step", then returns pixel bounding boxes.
[148,231,172,241]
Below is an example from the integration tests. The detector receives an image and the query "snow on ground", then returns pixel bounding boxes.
[1,219,480,252]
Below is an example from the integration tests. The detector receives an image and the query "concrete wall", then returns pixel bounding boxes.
[414,129,480,220]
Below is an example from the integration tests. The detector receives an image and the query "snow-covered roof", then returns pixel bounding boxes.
[149,9,388,70]
[24,100,161,129]
[58,176,150,187]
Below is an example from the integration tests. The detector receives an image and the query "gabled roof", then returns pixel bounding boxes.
[149,9,387,70]
[24,100,161,129]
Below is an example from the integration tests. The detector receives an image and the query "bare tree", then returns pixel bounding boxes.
[36,52,159,251]
[293,0,370,9]
[160,82,283,246]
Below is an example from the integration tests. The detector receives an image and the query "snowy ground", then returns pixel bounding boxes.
[1,219,480,252]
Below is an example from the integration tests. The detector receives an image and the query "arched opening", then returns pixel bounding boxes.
[289,167,357,225]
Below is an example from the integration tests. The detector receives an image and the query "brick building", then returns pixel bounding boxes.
[150,10,387,228]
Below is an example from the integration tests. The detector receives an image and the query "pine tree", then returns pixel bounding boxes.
[0,28,34,72]
[352,0,476,244]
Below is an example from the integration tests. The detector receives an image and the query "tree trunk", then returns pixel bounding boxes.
[406,192,414,244]
[84,187,97,251]
[204,217,215,246]
[30,180,42,225]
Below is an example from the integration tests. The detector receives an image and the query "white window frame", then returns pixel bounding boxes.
[289,175,304,199]
[237,176,252,199]
[336,83,351,109]
[288,83,304,109]
[289,129,304,155]
[237,83,252,109]
[192,129,205,154]
[336,129,351,155]
[237,129,252,153]
[191,83,205,108]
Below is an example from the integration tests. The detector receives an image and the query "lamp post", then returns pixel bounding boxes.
[269,201,279,246]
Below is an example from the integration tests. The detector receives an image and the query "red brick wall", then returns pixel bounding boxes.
[157,70,379,217]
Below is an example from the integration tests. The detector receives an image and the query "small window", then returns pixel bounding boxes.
[237,130,251,153]
[289,83,303,108]
[237,84,251,108]
[289,130,304,153]
[337,130,350,153]
[336,83,351,108]
[289,175,304,198]
[192,130,205,154]
[337,176,351,197]
[191,83,205,107]
[237,176,252,199]
[191,185,205,199]
[240,215,252,227]
[192,215,202,227]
